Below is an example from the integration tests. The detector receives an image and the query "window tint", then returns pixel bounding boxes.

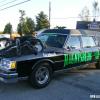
[81,36,96,48]
[67,36,81,49]
[38,33,67,48]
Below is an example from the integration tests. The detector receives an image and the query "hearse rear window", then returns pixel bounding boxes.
[38,33,67,48]
[66,36,81,49]
[81,36,96,48]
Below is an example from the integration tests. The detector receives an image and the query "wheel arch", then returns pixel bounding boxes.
[32,59,55,72]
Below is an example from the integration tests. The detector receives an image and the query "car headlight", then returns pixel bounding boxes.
[0,59,16,70]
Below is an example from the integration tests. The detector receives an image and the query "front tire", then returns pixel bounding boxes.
[29,62,52,88]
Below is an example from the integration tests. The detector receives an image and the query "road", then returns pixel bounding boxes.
[0,69,100,100]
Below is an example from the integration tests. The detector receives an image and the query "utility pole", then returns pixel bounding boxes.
[49,0,51,29]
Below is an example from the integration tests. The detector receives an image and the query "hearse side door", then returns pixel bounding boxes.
[64,35,82,68]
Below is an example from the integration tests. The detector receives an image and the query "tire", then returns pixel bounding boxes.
[95,61,100,69]
[29,62,53,88]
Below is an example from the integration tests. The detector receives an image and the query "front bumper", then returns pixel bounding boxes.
[0,70,18,83]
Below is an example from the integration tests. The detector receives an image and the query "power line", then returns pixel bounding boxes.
[0,0,8,4]
[51,16,100,19]
[0,0,31,11]
[0,0,17,8]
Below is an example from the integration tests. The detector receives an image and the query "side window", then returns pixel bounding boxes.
[66,36,81,49]
[81,36,96,48]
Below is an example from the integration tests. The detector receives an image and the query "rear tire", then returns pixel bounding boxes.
[95,61,100,69]
[29,62,52,88]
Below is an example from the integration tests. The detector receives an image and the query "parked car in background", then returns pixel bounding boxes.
[0,34,10,38]
[0,38,10,50]
[0,29,99,89]
[0,34,10,50]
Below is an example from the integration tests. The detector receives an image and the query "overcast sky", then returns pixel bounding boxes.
[0,0,100,31]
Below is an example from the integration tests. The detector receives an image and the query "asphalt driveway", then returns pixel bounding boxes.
[0,69,100,100]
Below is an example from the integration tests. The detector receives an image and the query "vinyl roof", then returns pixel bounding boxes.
[42,29,100,36]
[43,29,70,34]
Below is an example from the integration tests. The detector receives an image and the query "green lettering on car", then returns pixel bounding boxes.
[64,51,100,67]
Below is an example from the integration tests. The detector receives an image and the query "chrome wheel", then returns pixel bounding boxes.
[29,62,52,88]
[35,66,49,85]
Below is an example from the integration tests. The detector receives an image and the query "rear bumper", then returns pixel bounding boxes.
[0,70,18,83]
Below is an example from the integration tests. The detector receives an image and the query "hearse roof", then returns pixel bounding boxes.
[42,29,99,36]
[43,29,70,34]
[43,29,81,35]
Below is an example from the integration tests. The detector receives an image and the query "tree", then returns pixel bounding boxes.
[3,23,12,34]
[93,1,99,20]
[23,17,35,35]
[17,17,35,36]
[17,23,22,35]
[36,11,49,31]
[17,10,25,36]
[79,6,90,21]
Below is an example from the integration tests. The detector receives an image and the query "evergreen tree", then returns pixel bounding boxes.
[3,23,12,34]
[24,17,35,35]
[17,10,25,36]
[36,11,49,31]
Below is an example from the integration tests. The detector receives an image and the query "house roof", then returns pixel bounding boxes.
[76,21,100,31]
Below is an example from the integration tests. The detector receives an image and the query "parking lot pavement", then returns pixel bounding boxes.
[0,69,100,100]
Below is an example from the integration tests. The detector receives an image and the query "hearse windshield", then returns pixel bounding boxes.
[38,33,67,48]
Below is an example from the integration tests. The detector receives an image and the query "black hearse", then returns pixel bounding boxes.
[0,29,100,88]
